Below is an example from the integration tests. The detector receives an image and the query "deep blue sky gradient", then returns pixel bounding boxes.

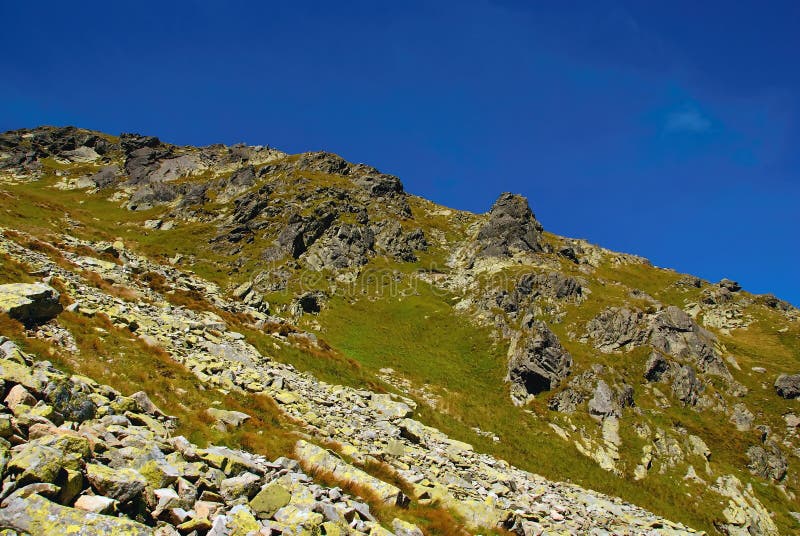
[1,1,798,304]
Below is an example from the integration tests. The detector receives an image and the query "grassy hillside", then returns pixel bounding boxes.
[1,127,798,534]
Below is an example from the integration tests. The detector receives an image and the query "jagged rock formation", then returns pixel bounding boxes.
[585,305,735,394]
[507,319,573,404]
[1,126,799,534]
[474,192,543,258]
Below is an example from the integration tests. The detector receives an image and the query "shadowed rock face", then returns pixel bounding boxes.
[475,193,544,257]
[507,319,572,404]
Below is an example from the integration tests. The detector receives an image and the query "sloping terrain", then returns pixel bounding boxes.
[0,126,797,535]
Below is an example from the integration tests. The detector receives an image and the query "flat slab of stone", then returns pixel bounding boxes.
[0,283,62,324]
[294,440,405,505]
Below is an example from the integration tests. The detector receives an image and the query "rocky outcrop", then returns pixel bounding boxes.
[644,351,671,382]
[124,145,172,186]
[0,127,110,176]
[588,380,618,417]
[303,224,375,271]
[127,181,180,211]
[587,305,731,381]
[217,165,257,202]
[294,152,405,197]
[507,319,572,404]
[475,193,543,257]
[496,272,584,315]
[517,272,583,301]
[120,132,161,153]
[671,365,702,406]
[712,475,780,536]
[86,165,120,188]
[291,291,326,315]
[374,221,427,262]
[0,283,62,325]
[263,209,338,261]
[586,307,650,352]
[547,368,598,413]
[747,442,788,481]
[231,184,272,225]
[651,306,730,378]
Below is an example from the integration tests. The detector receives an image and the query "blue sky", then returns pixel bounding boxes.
[1,1,798,304]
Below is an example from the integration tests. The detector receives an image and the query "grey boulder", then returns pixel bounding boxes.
[775,374,800,399]
[0,283,63,324]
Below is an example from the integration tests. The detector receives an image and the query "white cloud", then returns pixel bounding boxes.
[665,109,712,133]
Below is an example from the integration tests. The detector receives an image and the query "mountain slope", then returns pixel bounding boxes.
[0,126,797,535]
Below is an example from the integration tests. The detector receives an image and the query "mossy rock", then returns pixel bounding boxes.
[249,482,291,518]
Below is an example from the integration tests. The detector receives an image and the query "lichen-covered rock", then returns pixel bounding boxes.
[220,471,261,502]
[392,518,425,536]
[0,493,153,535]
[197,446,266,476]
[249,482,291,518]
[294,440,406,506]
[713,475,779,536]
[0,283,62,324]
[206,407,251,428]
[7,441,69,485]
[85,463,147,503]
[226,505,261,535]
[44,379,97,423]
[369,394,413,420]
[8,431,89,484]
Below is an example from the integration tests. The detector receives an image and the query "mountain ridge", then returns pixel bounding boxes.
[0,125,798,535]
